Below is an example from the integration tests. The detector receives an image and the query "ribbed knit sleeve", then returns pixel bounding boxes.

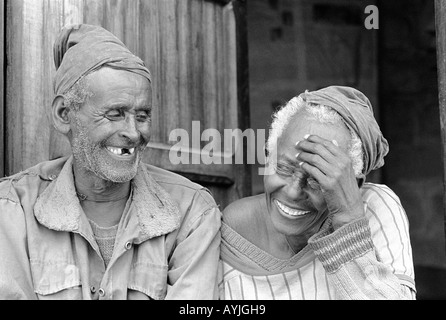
[309,217,373,273]
[308,217,415,300]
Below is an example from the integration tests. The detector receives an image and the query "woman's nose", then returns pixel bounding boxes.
[283,178,306,201]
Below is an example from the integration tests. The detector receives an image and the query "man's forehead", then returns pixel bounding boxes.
[80,69,151,109]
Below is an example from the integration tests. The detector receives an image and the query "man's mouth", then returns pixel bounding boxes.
[275,199,311,217]
[106,146,136,156]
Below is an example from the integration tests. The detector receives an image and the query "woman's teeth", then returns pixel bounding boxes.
[107,147,135,156]
[275,200,310,217]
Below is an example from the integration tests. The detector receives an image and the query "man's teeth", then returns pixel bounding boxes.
[275,200,310,216]
[107,147,135,156]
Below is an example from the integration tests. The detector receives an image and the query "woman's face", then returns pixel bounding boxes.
[264,111,351,238]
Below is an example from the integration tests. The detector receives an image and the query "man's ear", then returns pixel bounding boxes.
[52,95,71,135]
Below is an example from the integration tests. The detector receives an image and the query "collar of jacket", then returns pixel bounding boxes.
[34,156,181,241]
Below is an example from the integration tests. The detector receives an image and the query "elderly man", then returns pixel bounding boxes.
[219,86,416,299]
[0,24,221,300]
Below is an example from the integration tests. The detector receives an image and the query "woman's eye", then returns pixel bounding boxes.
[275,164,294,176]
[307,177,321,190]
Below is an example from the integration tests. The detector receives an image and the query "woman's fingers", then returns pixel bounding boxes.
[296,134,350,176]
[297,151,333,176]
[296,134,344,158]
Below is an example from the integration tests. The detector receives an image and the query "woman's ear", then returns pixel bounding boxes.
[52,95,71,135]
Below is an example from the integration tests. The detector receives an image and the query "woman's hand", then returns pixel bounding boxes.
[296,134,364,230]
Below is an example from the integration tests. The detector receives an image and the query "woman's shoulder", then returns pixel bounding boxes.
[360,182,403,207]
[222,193,266,237]
[360,182,409,226]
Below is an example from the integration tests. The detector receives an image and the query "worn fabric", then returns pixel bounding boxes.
[53,24,151,95]
[88,219,119,268]
[301,86,389,176]
[0,156,221,300]
[219,183,416,300]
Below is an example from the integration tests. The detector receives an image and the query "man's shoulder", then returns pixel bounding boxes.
[141,162,218,208]
[142,162,204,191]
[0,157,68,202]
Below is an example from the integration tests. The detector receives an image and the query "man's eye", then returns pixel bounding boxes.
[136,110,151,122]
[105,110,124,120]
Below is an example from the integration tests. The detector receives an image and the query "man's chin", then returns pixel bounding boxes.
[93,161,139,183]
[101,153,142,182]
[99,168,138,183]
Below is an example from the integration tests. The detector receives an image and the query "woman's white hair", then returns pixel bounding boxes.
[266,95,364,176]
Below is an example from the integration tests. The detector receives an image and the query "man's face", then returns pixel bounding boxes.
[264,111,351,237]
[69,67,152,183]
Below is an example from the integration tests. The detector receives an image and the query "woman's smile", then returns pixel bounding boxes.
[274,199,311,218]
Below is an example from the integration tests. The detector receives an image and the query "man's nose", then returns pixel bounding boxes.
[120,115,140,142]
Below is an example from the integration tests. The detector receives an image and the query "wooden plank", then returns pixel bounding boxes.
[203,1,218,130]
[215,5,226,131]
[189,0,204,131]
[62,0,83,25]
[104,0,141,54]
[0,0,4,177]
[83,0,105,26]
[140,0,161,143]
[222,1,239,131]
[232,0,251,200]
[104,0,126,42]
[159,0,179,140]
[176,0,192,132]
[434,0,446,253]
[5,0,25,175]
[124,0,141,55]
[6,0,51,174]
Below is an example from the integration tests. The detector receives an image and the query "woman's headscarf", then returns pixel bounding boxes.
[53,24,151,96]
[301,86,389,176]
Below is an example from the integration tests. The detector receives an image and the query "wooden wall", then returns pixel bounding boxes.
[435,0,446,256]
[0,1,4,178]
[3,0,250,208]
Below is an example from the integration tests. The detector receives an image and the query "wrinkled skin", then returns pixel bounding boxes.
[264,110,364,252]
[69,68,152,185]
[53,67,153,226]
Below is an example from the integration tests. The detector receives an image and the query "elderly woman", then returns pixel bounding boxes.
[219,86,416,300]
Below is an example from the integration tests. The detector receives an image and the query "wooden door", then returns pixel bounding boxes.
[2,0,250,209]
